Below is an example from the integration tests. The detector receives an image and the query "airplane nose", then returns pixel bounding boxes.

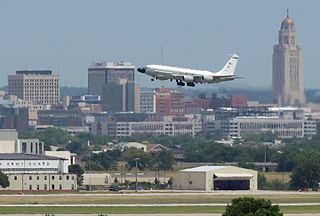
[137,67,146,73]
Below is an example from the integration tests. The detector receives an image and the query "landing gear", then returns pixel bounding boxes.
[176,80,185,86]
[187,82,195,87]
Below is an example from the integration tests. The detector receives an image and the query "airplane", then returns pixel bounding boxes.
[137,54,239,87]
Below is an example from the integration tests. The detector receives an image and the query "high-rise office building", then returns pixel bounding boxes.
[88,61,139,113]
[155,88,185,116]
[140,90,156,113]
[102,80,140,113]
[88,61,134,96]
[8,70,60,105]
[272,11,306,106]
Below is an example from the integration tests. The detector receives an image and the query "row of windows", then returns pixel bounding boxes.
[27,184,75,190]
[13,175,74,181]
[1,168,58,172]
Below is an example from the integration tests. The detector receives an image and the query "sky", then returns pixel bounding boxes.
[0,0,319,89]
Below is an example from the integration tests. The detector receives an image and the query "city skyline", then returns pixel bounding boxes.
[0,1,319,89]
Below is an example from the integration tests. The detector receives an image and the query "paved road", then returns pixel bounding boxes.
[1,214,320,216]
[1,203,320,207]
[1,190,319,197]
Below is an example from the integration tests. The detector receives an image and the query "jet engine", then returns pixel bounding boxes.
[202,75,214,81]
[183,75,194,82]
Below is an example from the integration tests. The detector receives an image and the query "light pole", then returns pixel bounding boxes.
[88,140,92,191]
[134,158,140,192]
[263,143,267,172]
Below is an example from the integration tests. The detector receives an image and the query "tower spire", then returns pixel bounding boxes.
[287,9,289,18]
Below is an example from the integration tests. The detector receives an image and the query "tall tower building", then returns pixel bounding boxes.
[272,11,305,106]
[88,61,134,96]
[8,70,60,105]
[88,61,140,112]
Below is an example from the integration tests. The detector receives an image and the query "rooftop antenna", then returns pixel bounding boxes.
[161,46,164,65]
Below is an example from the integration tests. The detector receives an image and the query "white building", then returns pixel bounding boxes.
[0,130,44,154]
[140,90,156,113]
[114,142,147,152]
[174,166,257,191]
[217,107,316,139]
[0,153,77,191]
[91,116,202,138]
[45,151,76,167]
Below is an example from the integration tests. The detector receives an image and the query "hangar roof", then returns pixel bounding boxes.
[180,166,227,172]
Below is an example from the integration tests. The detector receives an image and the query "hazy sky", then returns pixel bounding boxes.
[0,0,319,89]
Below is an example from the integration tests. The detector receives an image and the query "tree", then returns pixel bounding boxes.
[290,150,320,190]
[123,148,155,170]
[222,197,283,216]
[258,173,267,190]
[114,177,118,184]
[0,171,9,188]
[168,177,173,189]
[68,164,84,186]
[154,150,175,170]
[88,151,117,171]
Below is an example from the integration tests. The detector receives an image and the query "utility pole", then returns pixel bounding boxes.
[134,158,140,192]
[88,140,92,191]
[263,144,267,172]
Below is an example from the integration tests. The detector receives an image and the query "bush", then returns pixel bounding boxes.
[223,197,283,216]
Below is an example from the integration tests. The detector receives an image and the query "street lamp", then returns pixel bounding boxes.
[263,143,267,172]
[134,158,140,192]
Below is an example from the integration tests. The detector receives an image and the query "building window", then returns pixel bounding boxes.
[59,184,62,190]
[51,184,55,190]
[52,176,55,180]
[71,176,74,180]
[66,175,69,180]
[29,185,32,190]
[36,176,39,180]
[44,176,47,180]
[44,184,47,190]
[14,176,17,180]
[29,176,32,180]
[37,185,40,190]
[22,142,27,153]
[71,184,74,190]
[59,176,62,180]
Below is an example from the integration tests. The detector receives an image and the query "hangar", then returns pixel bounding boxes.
[173,166,257,191]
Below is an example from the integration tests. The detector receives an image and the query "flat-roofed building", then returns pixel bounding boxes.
[0,130,44,154]
[140,90,156,113]
[90,115,202,138]
[8,70,60,105]
[88,61,134,97]
[0,153,77,191]
[155,88,185,116]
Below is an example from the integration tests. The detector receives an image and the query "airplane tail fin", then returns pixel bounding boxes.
[214,54,239,76]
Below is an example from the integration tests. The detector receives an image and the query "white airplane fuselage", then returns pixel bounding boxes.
[137,54,239,87]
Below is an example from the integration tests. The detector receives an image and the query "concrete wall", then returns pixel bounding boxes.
[173,171,207,190]
[3,173,77,191]
[0,141,16,153]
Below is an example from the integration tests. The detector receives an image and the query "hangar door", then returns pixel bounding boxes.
[213,173,252,190]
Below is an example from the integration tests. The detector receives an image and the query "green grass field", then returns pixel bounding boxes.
[0,193,319,204]
[0,205,320,214]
